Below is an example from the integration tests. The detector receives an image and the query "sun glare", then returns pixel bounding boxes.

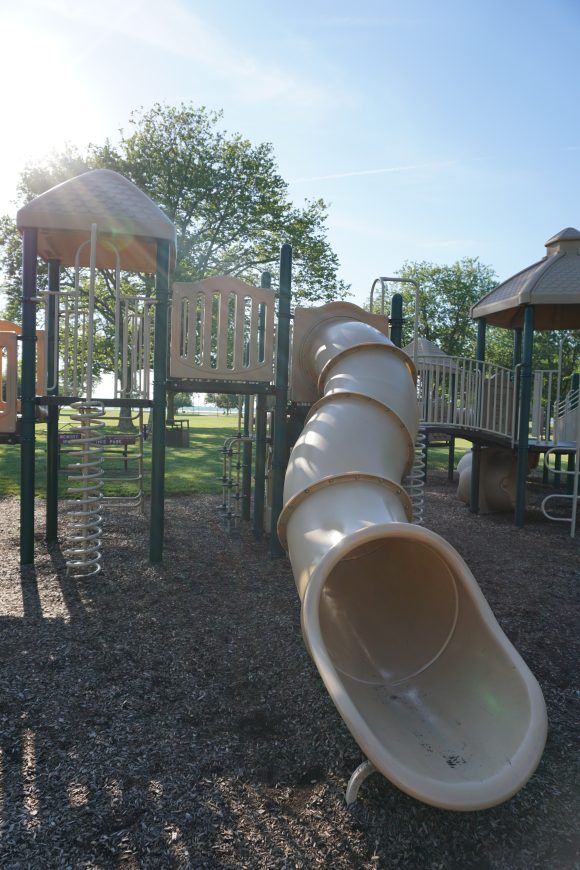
[0,16,101,205]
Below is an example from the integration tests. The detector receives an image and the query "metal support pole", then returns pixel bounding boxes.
[515,306,535,527]
[269,246,292,558]
[554,452,562,490]
[149,240,171,563]
[512,328,523,367]
[253,395,267,537]
[448,372,457,481]
[542,450,549,485]
[470,318,486,514]
[567,452,576,495]
[252,272,270,538]
[242,396,252,521]
[569,374,580,496]
[46,259,60,543]
[20,228,38,565]
[389,293,404,347]
[448,436,455,482]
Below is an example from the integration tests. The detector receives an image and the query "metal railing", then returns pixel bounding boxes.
[554,387,579,444]
[416,356,515,439]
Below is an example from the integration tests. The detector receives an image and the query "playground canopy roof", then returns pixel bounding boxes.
[403,337,454,363]
[16,170,176,273]
[470,228,580,330]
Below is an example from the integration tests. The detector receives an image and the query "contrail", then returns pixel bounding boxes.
[290,160,455,183]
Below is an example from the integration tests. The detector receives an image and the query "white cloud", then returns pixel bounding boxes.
[31,0,340,108]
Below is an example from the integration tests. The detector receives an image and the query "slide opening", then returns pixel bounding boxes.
[319,536,459,687]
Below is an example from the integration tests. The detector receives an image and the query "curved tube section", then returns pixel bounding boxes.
[457,447,517,513]
[278,308,547,810]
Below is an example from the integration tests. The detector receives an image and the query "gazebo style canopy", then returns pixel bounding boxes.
[17,169,176,272]
[470,228,580,330]
[469,227,580,528]
[17,169,176,567]
[403,337,453,361]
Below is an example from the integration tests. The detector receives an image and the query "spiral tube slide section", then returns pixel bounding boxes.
[457,448,518,513]
[278,307,547,811]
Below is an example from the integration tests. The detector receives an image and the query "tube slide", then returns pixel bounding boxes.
[278,306,547,810]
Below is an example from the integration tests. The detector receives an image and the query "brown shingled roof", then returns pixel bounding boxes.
[470,228,580,329]
[17,170,176,273]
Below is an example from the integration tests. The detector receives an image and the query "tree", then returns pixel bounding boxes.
[1,103,347,315]
[205,393,240,415]
[389,259,579,381]
[0,102,349,393]
[389,258,498,357]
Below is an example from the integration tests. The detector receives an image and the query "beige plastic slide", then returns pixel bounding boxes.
[278,306,547,811]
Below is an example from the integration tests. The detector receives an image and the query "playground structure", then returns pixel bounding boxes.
[4,169,580,810]
[8,169,176,574]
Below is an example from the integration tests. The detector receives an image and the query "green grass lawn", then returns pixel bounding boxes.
[0,411,470,499]
[426,437,471,473]
[0,411,240,498]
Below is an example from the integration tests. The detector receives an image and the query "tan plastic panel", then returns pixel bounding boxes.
[279,302,547,810]
[457,448,518,513]
[0,323,46,428]
[0,331,17,433]
[170,277,275,382]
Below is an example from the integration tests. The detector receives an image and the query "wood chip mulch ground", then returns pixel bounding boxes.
[0,471,578,869]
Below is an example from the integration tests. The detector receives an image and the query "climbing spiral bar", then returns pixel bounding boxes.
[63,400,106,577]
[403,428,427,525]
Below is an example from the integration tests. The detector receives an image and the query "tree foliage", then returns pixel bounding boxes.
[0,102,348,405]
[205,393,240,414]
[392,258,497,357]
[385,258,579,382]
[1,102,348,327]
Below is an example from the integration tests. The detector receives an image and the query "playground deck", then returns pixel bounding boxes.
[0,474,577,868]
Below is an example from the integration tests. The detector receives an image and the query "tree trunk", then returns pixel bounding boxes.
[118,404,136,431]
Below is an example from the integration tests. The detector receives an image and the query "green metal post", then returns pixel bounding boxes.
[470,318,486,514]
[567,452,576,495]
[241,396,252,521]
[554,452,562,490]
[568,374,580,495]
[542,449,549,484]
[46,259,60,543]
[512,328,523,366]
[389,293,404,347]
[252,273,270,538]
[20,228,38,565]
[149,239,171,562]
[447,436,455,482]
[269,246,292,558]
[515,306,535,527]
[448,372,457,481]
[253,395,267,538]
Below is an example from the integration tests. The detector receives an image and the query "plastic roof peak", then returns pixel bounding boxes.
[403,337,450,358]
[16,169,176,273]
[470,227,580,330]
[545,227,580,246]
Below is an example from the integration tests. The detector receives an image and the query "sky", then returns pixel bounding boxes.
[0,0,579,309]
